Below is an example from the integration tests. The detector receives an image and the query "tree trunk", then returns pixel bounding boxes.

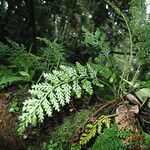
[25,0,37,53]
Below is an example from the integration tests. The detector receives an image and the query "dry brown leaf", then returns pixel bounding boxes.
[115,103,145,149]
[126,93,141,106]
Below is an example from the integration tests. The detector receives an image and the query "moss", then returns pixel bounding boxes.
[47,109,93,150]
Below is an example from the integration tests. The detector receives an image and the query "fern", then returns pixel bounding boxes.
[90,124,130,150]
[144,132,150,148]
[136,24,150,64]
[18,62,100,133]
[11,53,40,75]
[0,40,26,65]
[0,40,40,89]
[82,28,110,57]
[130,0,150,64]
[79,115,111,145]
[7,39,26,58]
[0,38,65,90]
[37,37,65,71]
[0,67,30,89]
[71,143,81,150]
[0,42,9,61]
[82,28,117,95]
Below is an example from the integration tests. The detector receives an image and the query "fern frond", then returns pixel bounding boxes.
[79,115,111,145]
[82,28,110,57]
[0,42,9,59]
[0,67,29,89]
[37,37,65,71]
[90,124,129,150]
[80,124,97,145]
[18,62,100,133]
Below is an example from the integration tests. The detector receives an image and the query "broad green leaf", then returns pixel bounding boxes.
[136,88,150,101]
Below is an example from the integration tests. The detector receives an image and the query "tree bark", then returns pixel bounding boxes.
[25,0,37,53]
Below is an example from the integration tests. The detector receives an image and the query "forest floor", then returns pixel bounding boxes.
[0,87,150,150]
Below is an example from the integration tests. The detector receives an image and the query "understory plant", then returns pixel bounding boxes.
[18,28,116,133]
[0,38,65,89]
[18,61,110,133]
[90,124,130,150]
[17,1,150,150]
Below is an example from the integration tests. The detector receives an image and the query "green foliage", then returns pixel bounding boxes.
[0,42,9,62]
[6,40,40,77]
[90,124,130,150]
[130,0,150,64]
[11,53,39,73]
[0,67,30,89]
[83,27,115,85]
[71,143,81,150]
[106,0,134,90]
[37,37,66,71]
[42,140,58,150]
[136,88,150,108]
[7,39,27,58]
[144,132,150,148]
[0,39,26,63]
[0,40,38,89]
[130,0,146,27]
[0,38,66,90]
[18,27,119,134]
[80,115,111,145]
[18,63,99,133]
[18,3,150,142]
[47,109,92,150]
[9,101,20,113]
[136,24,150,64]
[82,27,110,57]
[1,1,150,150]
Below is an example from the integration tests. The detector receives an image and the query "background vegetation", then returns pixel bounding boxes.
[0,0,150,150]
